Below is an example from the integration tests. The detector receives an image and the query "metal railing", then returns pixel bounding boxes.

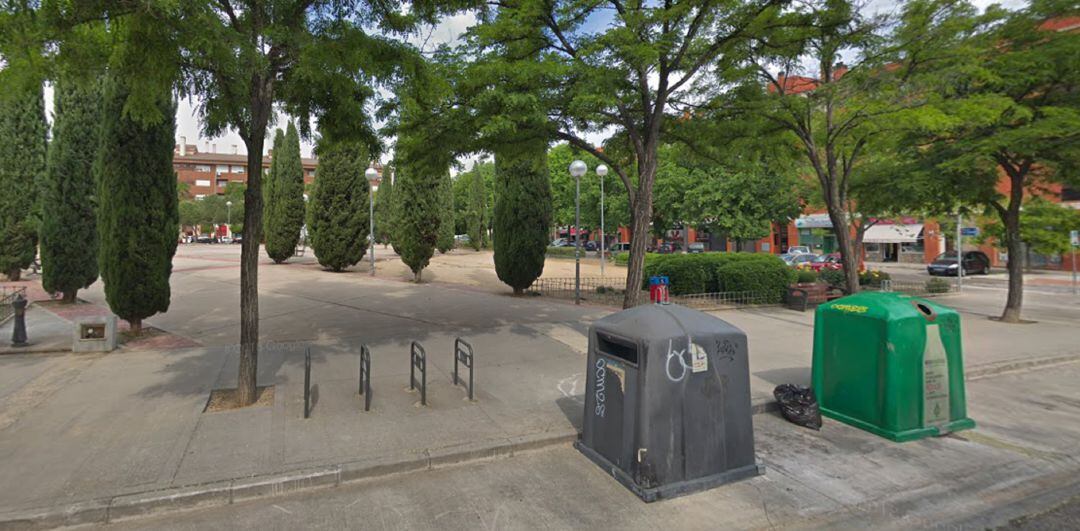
[871,278,959,297]
[410,341,427,406]
[453,338,475,401]
[529,277,784,310]
[1,286,27,325]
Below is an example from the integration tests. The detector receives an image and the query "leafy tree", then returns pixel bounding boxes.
[723,0,978,292]
[96,74,178,334]
[264,122,306,263]
[463,0,788,307]
[891,0,1080,322]
[436,171,455,253]
[373,167,395,246]
[40,75,102,302]
[0,83,47,281]
[466,166,487,250]
[308,140,370,272]
[494,138,552,294]
[53,0,471,405]
[547,144,629,237]
[980,198,1080,259]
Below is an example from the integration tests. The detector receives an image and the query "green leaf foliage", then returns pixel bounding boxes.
[308,140,370,272]
[41,75,102,299]
[0,83,46,279]
[465,166,488,250]
[642,252,794,302]
[96,74,178,327]
[979,198,1080,257]
[436,171,455,253]
[493,138,552,294]
[264,123,307,263]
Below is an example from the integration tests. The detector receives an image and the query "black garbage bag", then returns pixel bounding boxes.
[773,384,822,430]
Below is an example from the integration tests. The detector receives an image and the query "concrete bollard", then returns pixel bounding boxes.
[10,294,28,347]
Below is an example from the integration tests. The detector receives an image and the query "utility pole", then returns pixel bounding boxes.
[956,213,963,293]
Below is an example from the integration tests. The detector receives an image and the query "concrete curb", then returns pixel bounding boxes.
[0,432,577,530]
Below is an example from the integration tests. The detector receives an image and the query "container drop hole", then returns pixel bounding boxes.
[597,334,638,365]
[915,303,935,319]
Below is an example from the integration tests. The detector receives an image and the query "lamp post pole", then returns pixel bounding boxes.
[226,201,233,239]
[570,160,587,305]
[366,167,380,276]
[597,164,608,277]
[956,213,963,293]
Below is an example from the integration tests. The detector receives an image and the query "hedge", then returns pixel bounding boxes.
[546,246,579,259]
[639,252,794,299]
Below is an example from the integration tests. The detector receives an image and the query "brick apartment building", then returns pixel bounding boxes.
[172,137,321,199]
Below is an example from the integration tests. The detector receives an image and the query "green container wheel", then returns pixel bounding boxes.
[811,291,975,442]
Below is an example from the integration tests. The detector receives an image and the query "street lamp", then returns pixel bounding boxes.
[569,160,588,304]
[596,164,608,277]
[226,201,233,238]
[365,166,380,276]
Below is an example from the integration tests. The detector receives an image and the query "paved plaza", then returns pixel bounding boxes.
[1,244,1079,528]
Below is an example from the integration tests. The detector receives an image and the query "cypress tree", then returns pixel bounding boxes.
[308,141,369,272]
[436,171,455,254]
[494,137,552,295]
[264,122,305,263]
[41,76,102,302]
[96,75,179,333]
[393,158,441,281]
[466,169,486,251]
[373,167,395,247]
[263,128,283,239]
[0,84,47,281]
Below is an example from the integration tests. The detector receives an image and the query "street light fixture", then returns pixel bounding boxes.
[569,160,587,304]
[365,166,380,276]
[596,164,608,277]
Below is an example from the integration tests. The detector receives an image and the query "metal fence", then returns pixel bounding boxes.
[870,278,960,297]
[1,286,27,325]
[529,277,783,310]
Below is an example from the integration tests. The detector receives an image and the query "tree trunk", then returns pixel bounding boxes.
[129,318,142,335]
[999,206,1024,323]
[62,290,77,304]
[414,270,422,283]
[237,82,272,407]
[826,204,859,293]
[622,158,657,309]
[513,287,523,296]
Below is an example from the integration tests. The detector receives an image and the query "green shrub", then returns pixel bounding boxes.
[714,258,793,303]
[819,268,846,288]
[925,277,951,294]
[795,270,818,284]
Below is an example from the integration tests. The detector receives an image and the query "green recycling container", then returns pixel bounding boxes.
[811,291,975,442]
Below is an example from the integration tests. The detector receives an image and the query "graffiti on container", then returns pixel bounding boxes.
[594,358,607,417]
[665,338,691,382]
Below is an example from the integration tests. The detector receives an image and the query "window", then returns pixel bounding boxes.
[216,165,229,175]
[195,194,206,199]
[901,239,924,253]
[195,179,211,187]
[195,164,212,173]
[231,165,245,173]
[864,243,880,253]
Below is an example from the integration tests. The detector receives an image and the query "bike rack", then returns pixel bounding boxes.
[303,348,312,419]
[410,341,427,406]
[453,338,475,401]
[358,344,372,411]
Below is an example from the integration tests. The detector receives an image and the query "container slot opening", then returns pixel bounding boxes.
[597,334,638,365]
[912,301,937,321]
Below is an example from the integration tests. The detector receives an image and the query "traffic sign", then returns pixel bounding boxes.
[1071,230,1079,247]
[960,227,979,237]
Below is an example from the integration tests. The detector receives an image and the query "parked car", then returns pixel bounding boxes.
[610,242,631,252]
[785,254,817,267]
[584,240,597,252]
[455,234,471,245]
[927,250,991,276]
[787,246,812,255]
[196,235,212,244]
[232,234,242,244]
[688,243,706,253]
[550,238,574,247]
[655,243,676,254]
[809,253,843,272]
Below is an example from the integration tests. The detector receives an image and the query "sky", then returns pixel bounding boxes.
[157,0,1023,168]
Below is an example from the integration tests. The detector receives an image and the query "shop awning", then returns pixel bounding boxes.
[863,223,923,243]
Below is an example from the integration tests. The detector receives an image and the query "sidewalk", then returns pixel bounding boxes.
[1,290,1078,526]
